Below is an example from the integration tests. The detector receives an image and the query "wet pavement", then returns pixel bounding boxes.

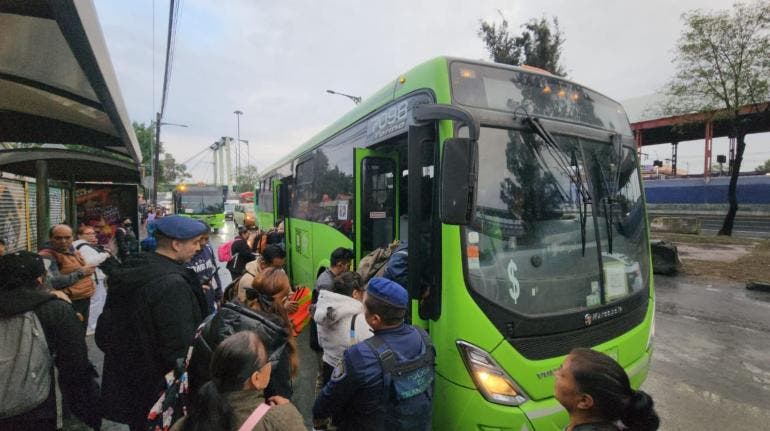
[69,226,770,429]
[644,275,770,429]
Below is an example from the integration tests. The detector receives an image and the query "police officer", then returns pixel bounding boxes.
[312,277,435,431]
[98,215,210,431]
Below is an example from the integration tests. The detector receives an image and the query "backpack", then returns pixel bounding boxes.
[217,239,236,263]
[187,302,289,397]
[146,346,192,431]
[0,310,53,418]
[383,241,408,288]
[357,240,401,285]
[364,328,435,430]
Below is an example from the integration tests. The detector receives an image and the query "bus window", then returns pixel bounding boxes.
[361,157,397,255]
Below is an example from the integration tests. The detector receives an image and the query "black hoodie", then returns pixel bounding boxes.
[0,284,101,430]
[97,251,208,426]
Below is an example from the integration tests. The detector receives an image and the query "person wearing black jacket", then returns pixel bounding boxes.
[97,216,209,431]
[0,251,101,431]
[229,225,256,278]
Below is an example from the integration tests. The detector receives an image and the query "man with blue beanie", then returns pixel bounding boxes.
[312,277,435,431]
[97,215,210,430]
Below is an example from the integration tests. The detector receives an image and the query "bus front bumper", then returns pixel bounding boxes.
[432,347,652,430]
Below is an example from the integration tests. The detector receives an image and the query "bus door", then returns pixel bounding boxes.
[273,176,292,279]
[354,148,400,265]
[271,178,282,225]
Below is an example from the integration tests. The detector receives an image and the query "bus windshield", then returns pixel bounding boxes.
[465,127,648,317]
[180,192,224,215]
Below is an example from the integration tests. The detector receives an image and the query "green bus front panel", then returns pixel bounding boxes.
[178,213,225,231]
[429,225,654,429]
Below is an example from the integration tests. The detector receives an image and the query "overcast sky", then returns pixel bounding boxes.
[93,0,767,179]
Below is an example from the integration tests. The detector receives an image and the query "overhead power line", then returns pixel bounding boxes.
[159,0,183,119]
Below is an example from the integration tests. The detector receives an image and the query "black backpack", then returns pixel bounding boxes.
[187,301,289,396]
[364,328,435,430]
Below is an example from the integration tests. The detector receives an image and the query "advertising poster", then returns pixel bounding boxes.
[76,184,138,249]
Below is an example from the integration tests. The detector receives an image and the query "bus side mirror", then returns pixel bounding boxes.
[440,138,478,225]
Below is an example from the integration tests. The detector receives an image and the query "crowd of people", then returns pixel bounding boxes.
[0,213,660,431]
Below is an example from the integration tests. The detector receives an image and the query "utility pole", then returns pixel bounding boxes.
[153,112,161,204]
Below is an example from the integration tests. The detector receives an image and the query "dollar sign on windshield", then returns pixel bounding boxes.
[507,259,520,305]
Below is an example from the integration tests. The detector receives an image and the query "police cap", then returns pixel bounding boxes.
[367,277,408,309]
[154,215,209,240]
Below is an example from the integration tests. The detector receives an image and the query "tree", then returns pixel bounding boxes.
[478,14,566,75]
[756,159,770,174]
[133,122,194,186]
[235,165,259,192]
[663,2,769,235]
[133,121,157,168]
[160,153,191,184]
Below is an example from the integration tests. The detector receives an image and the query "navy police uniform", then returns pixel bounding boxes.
[312,278,435,431]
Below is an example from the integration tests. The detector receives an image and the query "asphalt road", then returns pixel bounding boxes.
[643,275,770,429]
[72,224,770,430]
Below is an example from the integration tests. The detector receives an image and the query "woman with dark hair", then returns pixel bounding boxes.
[244,267,300,398]
[554,348,660,431]
[174,331,305,431]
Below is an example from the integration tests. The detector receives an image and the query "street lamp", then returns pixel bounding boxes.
[153,112,188,204]
[326,89,361,104]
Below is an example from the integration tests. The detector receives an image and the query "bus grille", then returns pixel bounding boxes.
[507,303,648,360]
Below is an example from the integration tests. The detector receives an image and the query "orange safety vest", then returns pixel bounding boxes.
[40,248,95,300]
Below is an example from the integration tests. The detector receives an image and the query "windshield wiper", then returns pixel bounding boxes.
[594,134,625,254]
[522,116,592,256]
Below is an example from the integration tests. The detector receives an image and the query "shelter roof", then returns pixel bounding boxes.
[0,0,141,163]
[0,148,140,183]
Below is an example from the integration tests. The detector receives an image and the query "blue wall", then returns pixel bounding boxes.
[644,176,770,204]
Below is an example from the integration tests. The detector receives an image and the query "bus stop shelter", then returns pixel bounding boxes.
[0,0,141,247]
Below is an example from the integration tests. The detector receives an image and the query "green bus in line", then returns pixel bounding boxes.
[254,57,654,429]
[172,184,227,232]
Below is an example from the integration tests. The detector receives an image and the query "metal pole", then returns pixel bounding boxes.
[212,144,219,186]
[218,143,225,186]
[68,177,77,230]
[153,112,161,204]
[35,160,50,247]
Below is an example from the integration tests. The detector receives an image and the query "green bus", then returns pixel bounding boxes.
[172,185,226,232]
[255,57,654,429]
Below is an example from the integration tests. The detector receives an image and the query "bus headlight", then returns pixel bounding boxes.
[457,340,528,406]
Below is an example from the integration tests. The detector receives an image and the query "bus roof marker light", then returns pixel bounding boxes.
[557,89,566,98]
[459,68,476,79]
[542,85,552,94]
[399,76,407,84]
[457,340,528,406]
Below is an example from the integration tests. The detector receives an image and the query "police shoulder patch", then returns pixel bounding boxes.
[331,359,347,382]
